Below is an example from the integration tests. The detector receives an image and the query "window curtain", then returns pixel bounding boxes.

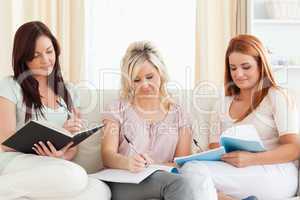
[195,0,248,86]
[234,0,249,35]
[0,0,85,83]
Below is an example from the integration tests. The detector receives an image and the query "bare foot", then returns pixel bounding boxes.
[218,192,238,200]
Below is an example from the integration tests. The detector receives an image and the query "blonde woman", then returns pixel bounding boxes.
[181,34,300,200]
[101,41,197,200]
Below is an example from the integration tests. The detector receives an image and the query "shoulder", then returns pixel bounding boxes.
[104,98,130,112]
[171,103,185,113]
[266,87,299,134]
[0,76,22,104]
[101,98,130,124]
[171,103,190,117]
[267,87,286,97]
[0,76,21,90]
[265,87,297,110]
[170,103,192,126]
[267,87,295,103]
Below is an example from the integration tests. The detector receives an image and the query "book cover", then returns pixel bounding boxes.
[2,120,104,154]
[174,125,266,166]
[174,147,226,167]
[220,124,266,153]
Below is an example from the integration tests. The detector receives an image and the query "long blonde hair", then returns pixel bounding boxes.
[120,41,173,108]
[224,34,278,122]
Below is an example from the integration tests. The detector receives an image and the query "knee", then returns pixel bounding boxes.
[178,168,218,200]
[46,161,88,194]
[169,175,193,192]
[180,161,212,177]
[180,162,215,190]
[78,178,111,200]
[173,175,191,187]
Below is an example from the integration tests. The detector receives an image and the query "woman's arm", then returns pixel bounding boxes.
[101,119,147,172]
[62,145,78,160]
[61,108,82,160]
[221,134,300,167]
[163,127,192,166]
[0,97,17,152]
[254,134,300,164]
[174,127,192,157]
[101,119,128,169]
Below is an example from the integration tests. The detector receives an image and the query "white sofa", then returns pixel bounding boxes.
[72,87,300,200]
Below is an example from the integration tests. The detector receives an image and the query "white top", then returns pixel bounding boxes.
[0,76,80,169]
[209,87,299,150]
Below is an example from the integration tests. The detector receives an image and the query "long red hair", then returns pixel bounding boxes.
[224,34,278,122]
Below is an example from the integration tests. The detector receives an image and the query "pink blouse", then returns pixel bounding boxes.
[101,99,192,163]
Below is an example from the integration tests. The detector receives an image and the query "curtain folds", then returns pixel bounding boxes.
[0,0,248,85]
[195,0,248,86]
[0,0,85,83]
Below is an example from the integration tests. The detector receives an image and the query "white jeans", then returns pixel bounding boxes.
[0,153,110,200]
[180,161,298,200]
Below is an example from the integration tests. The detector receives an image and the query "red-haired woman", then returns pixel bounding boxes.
[181,34,300,200]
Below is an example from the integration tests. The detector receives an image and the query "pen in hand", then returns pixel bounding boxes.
[193,139,203,152]
[124,135,149,167]
[57,100,83,134]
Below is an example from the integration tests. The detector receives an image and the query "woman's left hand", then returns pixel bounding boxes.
[221,151,257,168]
[32,141,74,159]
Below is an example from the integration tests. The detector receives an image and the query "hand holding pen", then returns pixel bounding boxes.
[57,100,83,134]
[124,135,153,172]
[193,139,204,153]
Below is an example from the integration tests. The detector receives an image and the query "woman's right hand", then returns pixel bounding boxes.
[127,154,148,173]
[63,109,83,134]
[63,118,83,134]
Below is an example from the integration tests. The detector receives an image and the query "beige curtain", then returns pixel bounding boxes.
[0,0,85,83]
[195,0,248,86]
[234,0,249,35]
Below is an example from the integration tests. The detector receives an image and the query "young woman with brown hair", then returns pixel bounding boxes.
[0,21,106,200]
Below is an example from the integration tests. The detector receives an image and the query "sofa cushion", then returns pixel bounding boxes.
[73,89,119,173]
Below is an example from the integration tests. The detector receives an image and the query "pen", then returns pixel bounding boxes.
[193,139,203,152]
[56,100,73,119]
[124,135,148,166]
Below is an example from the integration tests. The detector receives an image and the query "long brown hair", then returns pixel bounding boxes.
[224,34,278,122]
[12,21,73,122]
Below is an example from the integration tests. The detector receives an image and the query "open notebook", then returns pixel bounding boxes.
[89,164,178,184]
[2,120,104,154]
[175,124,266,166]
